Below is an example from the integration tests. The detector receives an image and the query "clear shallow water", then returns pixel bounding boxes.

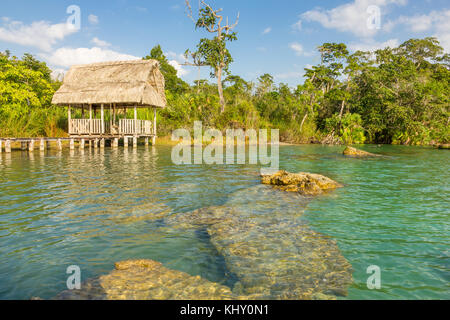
[0,145,448,299]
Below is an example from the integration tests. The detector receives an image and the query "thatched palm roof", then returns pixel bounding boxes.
[52,59,166,108]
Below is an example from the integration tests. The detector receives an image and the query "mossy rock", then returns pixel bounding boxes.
[343,146,379,157]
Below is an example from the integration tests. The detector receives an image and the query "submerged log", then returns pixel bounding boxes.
[261,170,343,196]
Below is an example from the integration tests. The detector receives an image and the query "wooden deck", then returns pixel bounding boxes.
[0,135,155,153]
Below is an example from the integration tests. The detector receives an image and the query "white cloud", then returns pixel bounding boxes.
[88,14,99,25]
[292,20,302,31]
[289,42,304,56]
[0,19,78,51]
[91,37,111,47]
[275,71,304,80]
[168,60,189,77]
[262,27,272,35]
[349,38,399,52]
[41,47,139,68]
[51,68,66,81]
[299,0,407,38]
[394,10,450,52]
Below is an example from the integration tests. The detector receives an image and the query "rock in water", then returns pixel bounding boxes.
[54,259,238,300]
[165,185,353,300]
[261,170,343,195]
[438,144,450,149]
[343,146,378,157]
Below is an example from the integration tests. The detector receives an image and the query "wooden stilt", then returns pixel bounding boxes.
[152,136,156,145]
[70,139,75,150]
[29,140,35,152]
[21,141,27,150]
[88,140,92,148]
[145,137,149,146]
[40,139,45,151]
[5,139,11,153]
[57,139,62,151]
[124,137,128,148]
[80,139,85,149]
[46,140,50,149]
[113,138,119,148]
[133,136,137,148]
[100,138,105,149]
[94,138,98,149]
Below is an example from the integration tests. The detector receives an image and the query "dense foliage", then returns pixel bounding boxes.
[1,37,449,145]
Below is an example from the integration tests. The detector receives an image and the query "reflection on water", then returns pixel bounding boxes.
[0,145,449,299]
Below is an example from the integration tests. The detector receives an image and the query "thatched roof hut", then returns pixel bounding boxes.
[52,59,166,108]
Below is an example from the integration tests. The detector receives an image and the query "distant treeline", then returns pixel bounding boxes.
[1,37,449,145]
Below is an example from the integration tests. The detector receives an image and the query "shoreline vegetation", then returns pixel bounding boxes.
[1,38,449,146]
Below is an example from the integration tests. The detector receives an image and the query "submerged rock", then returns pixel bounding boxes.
[261,170,343,195]
[55,259,239,300]
[165,185,353,300]
[343,146,379,157]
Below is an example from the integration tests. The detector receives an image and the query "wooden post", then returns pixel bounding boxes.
[29,140,35,152]
[100,138,105,149]
[133,136,137,148]
[0,139,2,153]
[94,138,98,149]
[89,104,92,136]
[124,137,128,148]
[101,104,105,134]
[80,139,85,149]
[57,139,62,151]
[5,139,11,153]
[134,106,138,136]
[40,139,45,151]
[68,106,72,135]
[21,141,27,150]
[145,137,149,146]
[109,104,113,133]
[46,141,50,149]
[113,138,119,148]
[153,107,157,145]
[70,139,75,150]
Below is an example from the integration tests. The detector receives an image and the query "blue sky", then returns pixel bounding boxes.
[1,0,449,86]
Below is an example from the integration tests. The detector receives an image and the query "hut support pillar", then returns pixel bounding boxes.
[5,140,11,153]
[57,139,62,151]
[68,106,72,135]
[113,138,119,148]
[40,139,45,152]
[153,107,157,145]
[101,104,105,134]
[133,136,137,148]
[124,137,128,148]
[94,138,98,149]
[46,141,50,149]
[89,104,92,136]
[70,139,75,150]
[145,137,149,146]
[80,139,85,149]
[100,138,105,149]
[29,140,35,152]
[21,142,27,150]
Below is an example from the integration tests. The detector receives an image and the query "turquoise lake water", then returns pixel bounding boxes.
[0,145,448,299]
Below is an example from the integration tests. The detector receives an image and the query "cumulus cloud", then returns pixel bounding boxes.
[289,42,304,56]
[394,10,450,52]
[91,37,111,47]
[298,0,407,38]
[165,51,189,77]
[349,38,399,52]
[88,14,99,25]
[41,47,139,68]
[262,27,272,35]
[0,18,78,51]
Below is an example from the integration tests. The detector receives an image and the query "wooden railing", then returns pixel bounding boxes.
[70,119,104,135]
[119,119,152,135]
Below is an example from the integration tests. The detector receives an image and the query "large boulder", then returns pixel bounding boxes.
[343,146,378,157]
[261,170,343,195]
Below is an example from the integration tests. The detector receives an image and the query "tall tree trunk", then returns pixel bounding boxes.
[217,66,225,113]
[300,112,308,132]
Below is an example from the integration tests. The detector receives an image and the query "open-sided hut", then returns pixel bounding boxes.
[52,59,166,145]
